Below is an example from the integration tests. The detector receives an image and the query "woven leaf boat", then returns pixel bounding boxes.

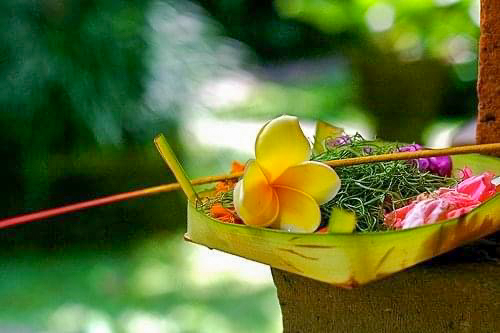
[155,130,500,288]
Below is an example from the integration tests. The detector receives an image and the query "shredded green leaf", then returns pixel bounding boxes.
[313,134,457,231]
[197,190,235,216]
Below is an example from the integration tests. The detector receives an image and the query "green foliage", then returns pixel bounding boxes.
[0,0,148,147]
[215,73,358,122]
[314,136,457,231]
[275,0,479,61]
[272,1,480,127]
[0,0,168,241]
[0,0,252,244]
[0,236,281,332]
[195,1,339,61]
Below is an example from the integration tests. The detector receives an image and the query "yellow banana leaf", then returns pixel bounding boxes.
[155,135,500,288]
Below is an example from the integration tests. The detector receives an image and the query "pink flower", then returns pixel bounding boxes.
[385,170,498,230]
[458,166,473,180]
[456,171,496,202]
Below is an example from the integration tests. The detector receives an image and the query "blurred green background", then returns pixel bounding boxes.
[0,0,480,332]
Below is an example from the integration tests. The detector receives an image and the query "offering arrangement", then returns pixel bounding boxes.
[155,115,500,287]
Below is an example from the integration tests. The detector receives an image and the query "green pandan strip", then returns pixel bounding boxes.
[184,154,500,287]
[154,134,198,202]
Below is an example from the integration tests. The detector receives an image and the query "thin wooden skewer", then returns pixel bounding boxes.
[324,142,500,167]
[0,142,499,230]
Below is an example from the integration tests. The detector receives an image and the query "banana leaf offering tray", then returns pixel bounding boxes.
[155,116,500,288]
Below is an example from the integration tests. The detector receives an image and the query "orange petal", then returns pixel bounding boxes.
[272,186,321,233]
[273,161,341,204]
[215,182,231,194]
[233,160,279,227]
[255,115,311,182]
[231,161,245,173]
[210,203,234,221]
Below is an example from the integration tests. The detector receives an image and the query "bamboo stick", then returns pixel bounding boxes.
[0,142,499,230]
[324,142,500,167]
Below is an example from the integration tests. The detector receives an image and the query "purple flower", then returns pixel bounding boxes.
[426,156,452,177]
[398,144,423,152]
[325,134,352,148]
[398,144,452,177]
[416,158,429,170]
[363,146,374,155]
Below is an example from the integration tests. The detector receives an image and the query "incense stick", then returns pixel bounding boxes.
[0,142,499,230]
[324,143,500,168]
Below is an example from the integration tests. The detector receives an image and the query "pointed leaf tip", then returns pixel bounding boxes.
[313,120,344,155]
[154,134,198,202]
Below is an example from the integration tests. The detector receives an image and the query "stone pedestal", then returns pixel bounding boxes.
[272,241,500,332]
[477,0,500,152]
